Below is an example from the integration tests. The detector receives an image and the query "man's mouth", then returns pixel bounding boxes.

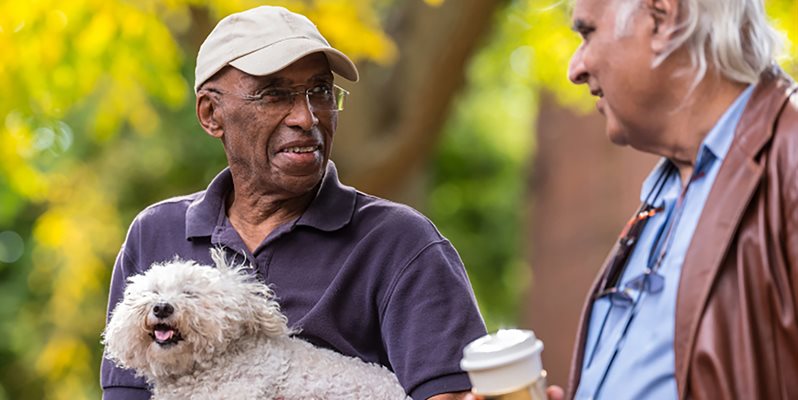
[280,145,320,154]
[591,89,605,114]
[149,323,183,347]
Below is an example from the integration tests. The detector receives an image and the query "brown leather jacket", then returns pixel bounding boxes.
[567,67,798,399]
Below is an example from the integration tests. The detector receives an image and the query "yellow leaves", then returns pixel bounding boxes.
[767,0,798,74]
[35,337,91,400]
[424,0,445,7]
[202,0,264,20]
[32,210,69,248]
[27,168,120,399]
[0,0,188,150]
[129,100,161,136]
[212,0,398,65]
[309,0,397,65]
[36,336,83,376]
[76,10,117,58]
[7,166,49,201]
[511,1,594,112]
[45,9,69,32]
[0,120,50,201]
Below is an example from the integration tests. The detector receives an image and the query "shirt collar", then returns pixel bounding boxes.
[295,161,357,231]
[185,160,356,239]
[185,168,232,239]
[639,84,755,204]
[700,84,755,163]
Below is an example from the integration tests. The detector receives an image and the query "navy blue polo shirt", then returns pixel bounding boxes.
[101,161,487,400]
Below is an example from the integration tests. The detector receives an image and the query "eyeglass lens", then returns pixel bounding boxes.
[282,86,347,111]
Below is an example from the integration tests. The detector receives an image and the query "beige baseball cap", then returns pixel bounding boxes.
[194,6,359,92]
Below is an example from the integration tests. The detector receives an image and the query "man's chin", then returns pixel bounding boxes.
[272,171,326,197]
[606,133,629,147]
[604,120,629,147]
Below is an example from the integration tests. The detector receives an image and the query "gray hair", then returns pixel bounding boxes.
[616,0,783,85]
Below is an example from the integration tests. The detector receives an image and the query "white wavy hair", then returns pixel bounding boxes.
[615,0,782,85]
[102,248,289,381]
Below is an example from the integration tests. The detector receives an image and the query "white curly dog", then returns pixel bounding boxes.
[103,248,409,400]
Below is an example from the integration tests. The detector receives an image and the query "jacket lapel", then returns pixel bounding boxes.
[567,240,621,397]
[673,67,796,399]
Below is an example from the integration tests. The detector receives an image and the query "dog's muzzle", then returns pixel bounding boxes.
[148,302,184,346]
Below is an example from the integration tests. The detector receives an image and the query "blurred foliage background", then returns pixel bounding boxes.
[0,0,795,398]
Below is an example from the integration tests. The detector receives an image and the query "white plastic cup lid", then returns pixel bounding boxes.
[460,329,544,395]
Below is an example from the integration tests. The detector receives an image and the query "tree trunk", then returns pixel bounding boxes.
[333,0,506,206]
[523,92,658,387]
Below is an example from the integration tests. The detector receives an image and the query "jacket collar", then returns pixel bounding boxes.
[673,66,798,399]
[185,161,356,239]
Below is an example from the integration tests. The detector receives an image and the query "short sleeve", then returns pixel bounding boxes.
[380,241,487,399]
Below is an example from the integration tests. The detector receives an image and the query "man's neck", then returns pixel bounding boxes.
[226,182,315,253]
[656,74,748,185]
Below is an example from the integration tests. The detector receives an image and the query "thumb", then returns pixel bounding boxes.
[546,385,565,400]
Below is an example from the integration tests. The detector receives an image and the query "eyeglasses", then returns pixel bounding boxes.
[592,161,675,307]
[203,84,349,112]
[594,203,665,306]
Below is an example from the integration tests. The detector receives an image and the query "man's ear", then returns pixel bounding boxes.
[648,0,680,54]
[197,91,224,138]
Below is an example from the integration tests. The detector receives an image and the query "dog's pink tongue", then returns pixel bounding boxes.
[154,329,174,341]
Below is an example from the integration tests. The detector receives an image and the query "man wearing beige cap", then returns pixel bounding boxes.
[100,6,486,400]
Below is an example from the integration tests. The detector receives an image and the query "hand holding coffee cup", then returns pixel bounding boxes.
[460,329,555,400]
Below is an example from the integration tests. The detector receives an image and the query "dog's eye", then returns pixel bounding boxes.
[182,291,197,298]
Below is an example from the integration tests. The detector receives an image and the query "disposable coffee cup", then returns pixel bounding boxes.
[460,329,547,400]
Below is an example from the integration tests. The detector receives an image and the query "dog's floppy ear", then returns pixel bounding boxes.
[102,294,156,378]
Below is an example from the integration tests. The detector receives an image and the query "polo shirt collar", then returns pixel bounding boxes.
[295,161,357,231]
[185,161,356,239]
[185,168,232,239]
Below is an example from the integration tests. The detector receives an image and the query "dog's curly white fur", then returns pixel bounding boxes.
[103,249,409,400]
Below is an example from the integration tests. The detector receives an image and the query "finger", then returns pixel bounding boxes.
[546,385,565,400]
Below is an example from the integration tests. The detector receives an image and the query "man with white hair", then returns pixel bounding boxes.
[101,6,487,400]
[563,0,798,398]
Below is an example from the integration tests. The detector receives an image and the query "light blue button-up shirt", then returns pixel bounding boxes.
[574,85,755,400]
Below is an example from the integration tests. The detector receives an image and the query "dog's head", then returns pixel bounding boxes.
[102,248,289,381]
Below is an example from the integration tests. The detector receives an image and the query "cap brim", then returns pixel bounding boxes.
[229,38,359,82]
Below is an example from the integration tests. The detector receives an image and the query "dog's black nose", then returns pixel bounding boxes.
[152,303,174,319]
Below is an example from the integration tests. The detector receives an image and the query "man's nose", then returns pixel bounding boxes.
[284,93,319,131]
[568,48,589,85]
[152,302,174,319]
